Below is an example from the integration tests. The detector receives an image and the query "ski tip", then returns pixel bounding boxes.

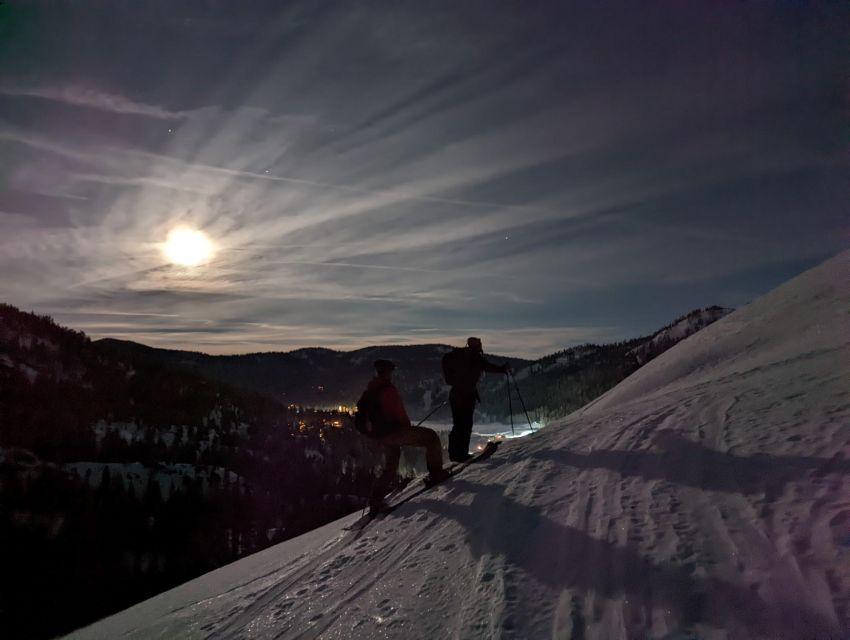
[471,440,500,454]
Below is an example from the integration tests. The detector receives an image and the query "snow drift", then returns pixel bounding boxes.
[68,251,850,640]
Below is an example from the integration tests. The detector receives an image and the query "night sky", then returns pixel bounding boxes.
[1,1,847,357]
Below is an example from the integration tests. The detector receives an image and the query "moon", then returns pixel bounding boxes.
[164,227,213,266]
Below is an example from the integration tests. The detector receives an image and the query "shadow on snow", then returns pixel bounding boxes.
[413,474,843,639]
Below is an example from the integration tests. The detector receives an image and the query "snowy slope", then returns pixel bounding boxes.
[67,251,850,640]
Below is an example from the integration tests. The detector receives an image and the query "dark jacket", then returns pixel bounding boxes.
[451,347,505,393]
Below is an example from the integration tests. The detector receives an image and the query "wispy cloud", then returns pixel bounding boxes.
[0,84,184,120]
[50,302,619,358]
[1,2,845,358]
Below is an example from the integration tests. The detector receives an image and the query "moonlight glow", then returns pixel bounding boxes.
[164,228,213,266]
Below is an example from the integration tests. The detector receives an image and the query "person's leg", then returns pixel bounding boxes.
[407,426,444,474]
[382,427,445,476]
[370,443,400,509]
[459,393,475,454]
[448,387,465,459]
[449,389,475,460]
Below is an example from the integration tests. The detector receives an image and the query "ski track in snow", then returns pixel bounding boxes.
[69,251,850,640]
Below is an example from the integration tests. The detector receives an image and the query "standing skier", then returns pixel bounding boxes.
[359,359,449,513]
[442,337,510,462]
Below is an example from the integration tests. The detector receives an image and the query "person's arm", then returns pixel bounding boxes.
[382,386,412,428]
[478,353,510,374]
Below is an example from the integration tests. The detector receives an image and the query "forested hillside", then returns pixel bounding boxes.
[0,304,383,639]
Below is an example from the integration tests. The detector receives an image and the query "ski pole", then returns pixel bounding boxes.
[506,375,515,436]
[414,400,448,427]
[509,371,535,432]
[364,472,379,517]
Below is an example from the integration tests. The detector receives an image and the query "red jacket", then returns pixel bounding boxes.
[367,376,411,431]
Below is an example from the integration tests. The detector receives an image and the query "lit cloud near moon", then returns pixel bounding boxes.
[163,228,214,266]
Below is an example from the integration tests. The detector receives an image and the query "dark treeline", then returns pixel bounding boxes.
[1,417,381,639]
[477,339,644,423]
[0,304,384,639]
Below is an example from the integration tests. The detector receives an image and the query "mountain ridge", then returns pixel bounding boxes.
[92,307,731,421]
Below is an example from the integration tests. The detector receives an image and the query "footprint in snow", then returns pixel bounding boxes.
[829,510,850,547]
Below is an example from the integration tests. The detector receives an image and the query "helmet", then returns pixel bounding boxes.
[373,359,396,374]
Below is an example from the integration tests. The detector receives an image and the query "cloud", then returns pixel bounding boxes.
[1,1,845,359]
[0,84,185,120]
[50,302,619,359]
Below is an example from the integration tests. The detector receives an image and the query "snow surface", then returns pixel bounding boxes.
[67,251,850,640]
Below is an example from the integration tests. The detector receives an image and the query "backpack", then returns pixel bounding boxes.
[354,388,388,438]
[441,348,466,386]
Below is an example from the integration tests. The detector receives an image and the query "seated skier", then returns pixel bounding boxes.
[362,359,450,514]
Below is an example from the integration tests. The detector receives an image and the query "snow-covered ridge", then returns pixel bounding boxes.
[629,305,733,365]
[68,251,850,640]
[585,252,849,415]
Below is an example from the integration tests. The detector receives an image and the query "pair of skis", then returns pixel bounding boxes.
[345,440,501,532]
